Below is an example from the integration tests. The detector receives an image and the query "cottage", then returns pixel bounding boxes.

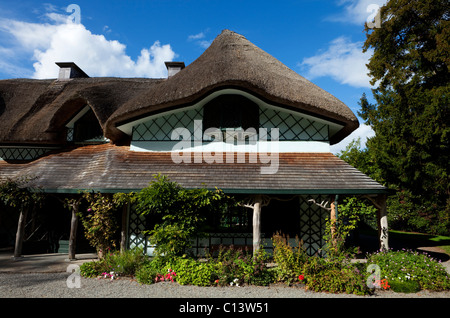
[0,30,388,259]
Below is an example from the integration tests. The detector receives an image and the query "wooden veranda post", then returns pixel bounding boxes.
[242,195,270,257]
[252,197,262,255]
[68,199,80,260]
[365,194,389,251]
[329,195,338,243]
[329,195,340,249]
[376,194,389,251]
[13,205,29,259]
[120,203,129,253]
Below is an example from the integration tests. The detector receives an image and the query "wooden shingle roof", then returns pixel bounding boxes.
[0,144,386,194]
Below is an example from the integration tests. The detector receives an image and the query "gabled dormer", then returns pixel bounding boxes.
[65,105,107,144]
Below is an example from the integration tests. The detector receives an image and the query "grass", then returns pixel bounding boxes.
[388,230,450,256]
[355,225,450,259]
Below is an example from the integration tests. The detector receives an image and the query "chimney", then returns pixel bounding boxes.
[55,62,89,80]
[165,61,185,78]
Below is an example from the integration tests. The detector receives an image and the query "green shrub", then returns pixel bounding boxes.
[169,257,216,286]
[301,256,369,295]
[271,233,307,285]
[80,248,149,278]
[389,280,421,293]
[80,260,108,278]
[366,249,450,291]
[102,247,149,276]
[212,246,273,286]
[135,256,174,284]
[304,267,369,295]
[135,264,160,284]
[248,249,275,286]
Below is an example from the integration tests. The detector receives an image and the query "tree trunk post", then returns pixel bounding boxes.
[329,196,337,243]
[68,201,79,260]
[13,205,29,259]
[376,194,389,251]
[120,203,129,253]
[252,195,262,257]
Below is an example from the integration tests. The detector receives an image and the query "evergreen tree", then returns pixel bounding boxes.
[359,0,449,234]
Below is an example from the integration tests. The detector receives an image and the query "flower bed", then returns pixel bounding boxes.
[80,244,450,296]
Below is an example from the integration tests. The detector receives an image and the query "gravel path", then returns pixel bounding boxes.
[1,272,449,299]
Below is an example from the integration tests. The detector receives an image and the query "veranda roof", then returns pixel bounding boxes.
[0,143,387,194]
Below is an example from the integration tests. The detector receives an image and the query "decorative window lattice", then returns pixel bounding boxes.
[299,195,329,256]
[0,148,51,161]
[127,208,148,250]
[132,108,203,141]
[259,107,328,141]
[66,128,74,142]
[131,104,329,142]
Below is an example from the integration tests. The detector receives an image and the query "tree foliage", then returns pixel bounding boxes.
[358,0,449,234]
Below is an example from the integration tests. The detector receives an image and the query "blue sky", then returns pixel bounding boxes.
[0,0,387,153]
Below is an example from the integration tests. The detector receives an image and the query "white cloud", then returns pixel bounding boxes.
[0,13,176,79]
[188,30,212,49]
[188,32,205,40]
[300,36,373,88]
[330,123,375,154]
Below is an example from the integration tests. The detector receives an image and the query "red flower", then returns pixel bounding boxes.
[298,275,305,281]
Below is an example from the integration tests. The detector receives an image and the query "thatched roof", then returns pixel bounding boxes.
[106,30,359,144]
[0,78,163,145]
[0,29,359,145]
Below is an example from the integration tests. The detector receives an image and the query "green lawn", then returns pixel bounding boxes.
[388,230,450,256]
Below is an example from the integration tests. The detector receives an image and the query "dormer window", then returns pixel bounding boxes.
[202,94,259,142]
[66,106,105,143]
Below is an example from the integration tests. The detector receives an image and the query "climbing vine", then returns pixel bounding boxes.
[78,191,136,257]
[0,176,44,210]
